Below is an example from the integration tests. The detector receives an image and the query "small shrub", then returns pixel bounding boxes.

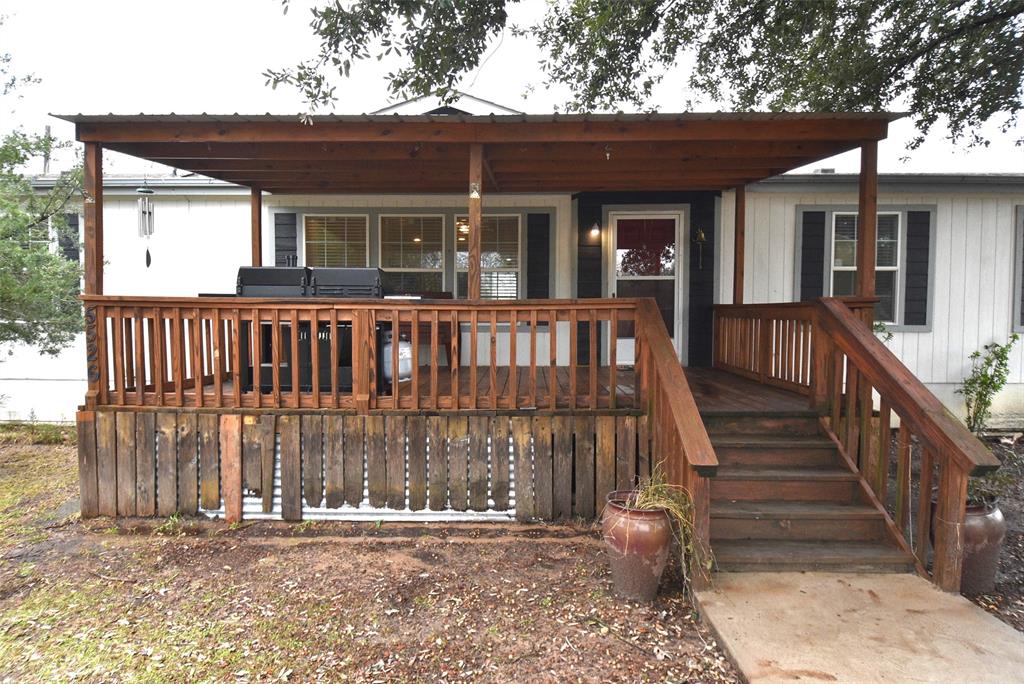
[873,321,894,343]
[956,333,1019,435]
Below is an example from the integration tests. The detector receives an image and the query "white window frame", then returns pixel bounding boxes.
[377,213,447,291]
[300,213,370,268]
[829,211,902,324]
[455,213,523,299]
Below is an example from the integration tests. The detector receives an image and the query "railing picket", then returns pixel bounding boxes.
[391,308,400,407]
[915,447,934,568]
[134,311,145,406]
[290,308,300,408]
[171,308,183,407]
[489,310,497,409]
[123,315,135,394]
[548,310,557,409]
[529,310,538,408]
[253,308,262,409]
[310,310,321,409]
[875,399,891,497]
[152,310,165,406]
[450,310,460,408]
[508,310,518,409]
[609,309,618,409]
[894,423,911,535]
[96,306,109,406]
[430,310,439,410]
[469,309,478,409]
[271,308,282,406]
[212,308,223,407]
[589,309,598,410]
[329,308,339,408]
[111,307,124,404]
[232,309,242,407]
[844,364,859,458]
[411,309,420,410]
[190,309,203,408]
[569,309,578,409]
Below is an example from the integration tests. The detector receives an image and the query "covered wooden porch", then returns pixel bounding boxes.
[63,110,999,591]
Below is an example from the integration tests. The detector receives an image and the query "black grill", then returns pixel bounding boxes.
[234,267,385,394]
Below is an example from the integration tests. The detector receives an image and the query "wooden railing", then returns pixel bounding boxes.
[81,295,644,413]
[635,298,717,584]
[713,297,1000,591]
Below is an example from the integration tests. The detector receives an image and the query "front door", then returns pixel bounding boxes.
[608,212,684,360]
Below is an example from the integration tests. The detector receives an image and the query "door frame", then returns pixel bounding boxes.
[603,207,689,362]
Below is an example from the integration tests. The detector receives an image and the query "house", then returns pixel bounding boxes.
[22,107,1014,593]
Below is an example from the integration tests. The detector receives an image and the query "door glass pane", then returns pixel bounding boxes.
[617,280,675,332]
[615,219,676,277]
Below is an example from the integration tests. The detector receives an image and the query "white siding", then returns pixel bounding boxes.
[719,187,1024,427]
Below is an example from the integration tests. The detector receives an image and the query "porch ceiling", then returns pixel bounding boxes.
[55,112,902,194]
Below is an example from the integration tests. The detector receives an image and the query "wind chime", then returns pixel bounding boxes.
[136,181,155,267]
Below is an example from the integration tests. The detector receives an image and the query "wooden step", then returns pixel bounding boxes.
[713,540,916,573]
[711,501,886,541]
[712,434,838,468]
[702,412,822,437]
[711,467,860,503]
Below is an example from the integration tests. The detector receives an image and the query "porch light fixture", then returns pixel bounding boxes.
[589,223,601,239]
[469,182,481,199]
[413,237,422,243]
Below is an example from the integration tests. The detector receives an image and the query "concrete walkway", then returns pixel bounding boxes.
[695,572,1024,683]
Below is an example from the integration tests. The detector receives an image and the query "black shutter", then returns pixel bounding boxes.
[903,211,931,326]
[526,213,550,299]
[274,213,298,266]
[799,211,826,301]
[59,213,79,262]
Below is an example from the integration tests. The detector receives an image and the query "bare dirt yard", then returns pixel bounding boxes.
[0,429,736,683]
[968,437,1024,631]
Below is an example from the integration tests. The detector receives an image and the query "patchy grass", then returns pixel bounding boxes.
[0,443,738,682]
[0,422,76,446]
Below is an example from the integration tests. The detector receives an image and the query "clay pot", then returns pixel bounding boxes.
[601,490,673,602]
[960,502,1007,596]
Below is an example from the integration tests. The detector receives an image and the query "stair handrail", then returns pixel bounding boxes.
[815,297,998,476]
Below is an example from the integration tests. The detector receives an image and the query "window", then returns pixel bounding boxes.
[379,215,444,293]
[455,215,521,299]
[303,215,368,267]
[830,212,900,323]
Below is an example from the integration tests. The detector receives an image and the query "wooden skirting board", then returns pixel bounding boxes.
[76,408,650,523]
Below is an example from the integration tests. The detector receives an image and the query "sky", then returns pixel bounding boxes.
[2,0,1022,177]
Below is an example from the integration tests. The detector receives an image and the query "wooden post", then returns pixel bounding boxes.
[733,185,746,304]
[933,459,968,591]
[856,141,878,310]
[83,142,103,295]
[468,143,483,300]
[250,187,262,266]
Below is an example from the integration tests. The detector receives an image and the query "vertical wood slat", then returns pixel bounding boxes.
[366,415,386,508]
[271,309,282,406]
[279,414,302,521]
[430,311,439,410]
[490,416,510,510]
[469,415,489,511]
[450,310,460,409]
[135,411,156,515]
[325,414,345,508]
[95,306,110,406]
[573,416,596,518]
[933,459,969,591]
[407,415,427,511]
[302,414,324,508]
[172,309,184,407]
[469,310,478,409]
[875,400,892,497]
[385,415,406,509]
[77,411,99,518]
[532,416,553,519]
[609,309,618,409]
[155,412,177,516]
[198,412,219,510]
[511,416,534,520]
[552,415,572,519]
[97,411,117,516]
[529,310,538,408]
[616,415,637,491]
[220,414,242,524]
[569,309,578,408]
[595,415,616,505]
[176,412,198,514]
[589,310,598,409]
[116,411,137,515]
[343,415,365,507]
[411,309,420,410]
[111,309,125,402]
[391,309,400,406]
[232,310,242,407]
[427,416,448,511]
[258,414,276,513]
[448,416,469,512]
[124,316,136,395]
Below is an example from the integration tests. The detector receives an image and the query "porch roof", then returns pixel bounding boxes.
[55,112,901,194]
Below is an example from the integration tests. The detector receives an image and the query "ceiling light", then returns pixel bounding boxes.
[590,223,600,238]
[413,237,422,243]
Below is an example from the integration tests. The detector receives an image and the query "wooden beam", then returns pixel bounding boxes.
[83,142,103,295]
[250,187,262,266]
[77,118,892,145]
[856,141,878,305]
[468,144,483,300]
[733,185,746,304]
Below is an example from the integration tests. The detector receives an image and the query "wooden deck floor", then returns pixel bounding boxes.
[684,367,812,414]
